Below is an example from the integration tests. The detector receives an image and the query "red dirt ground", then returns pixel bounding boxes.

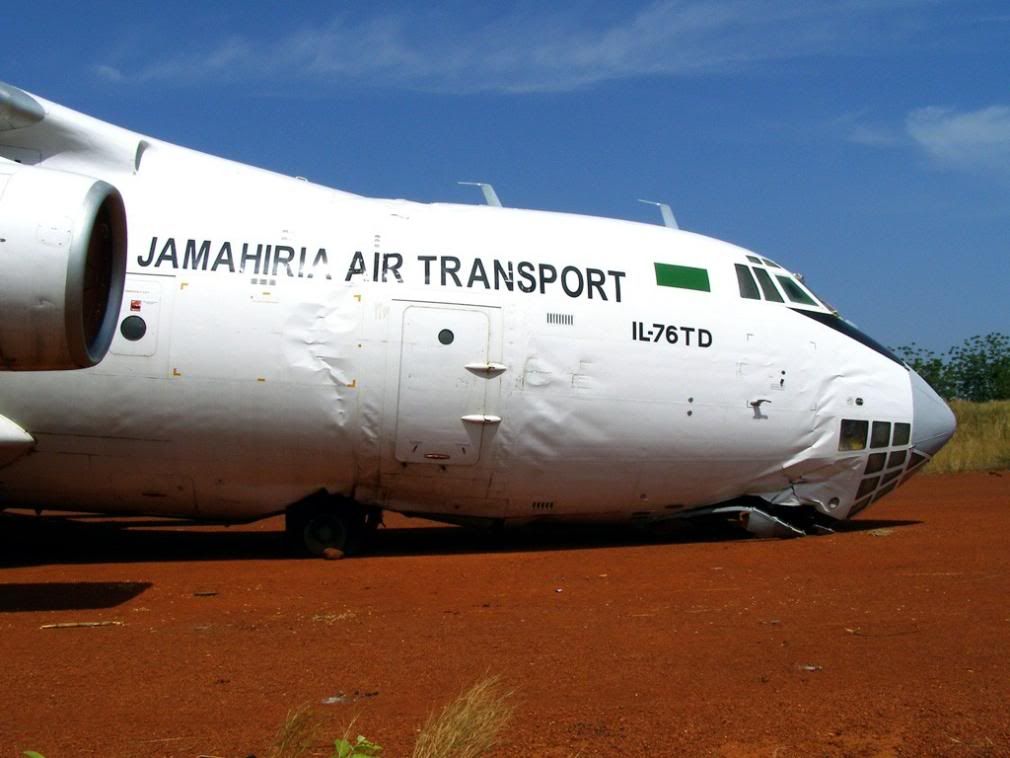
[1,471,1009,757]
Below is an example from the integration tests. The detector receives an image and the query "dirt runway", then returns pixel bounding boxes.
[1,471,1008,757]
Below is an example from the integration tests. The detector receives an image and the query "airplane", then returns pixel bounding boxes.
[0,81,956,555]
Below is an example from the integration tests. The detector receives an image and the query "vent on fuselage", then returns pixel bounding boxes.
[546,313,574,326]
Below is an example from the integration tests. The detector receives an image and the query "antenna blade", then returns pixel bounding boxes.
[458,181,503,207]
[637,199,679,230]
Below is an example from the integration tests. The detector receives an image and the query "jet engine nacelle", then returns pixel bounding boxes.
[0,163,126,370]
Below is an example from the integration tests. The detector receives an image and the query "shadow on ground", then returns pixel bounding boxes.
[0,581,153,612]
[0,512,289,566]
[0,510,922,567]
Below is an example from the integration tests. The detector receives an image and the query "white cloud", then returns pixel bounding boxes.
[97,1,928,94]
[906,106,1010,176]
[92,64,124,83]
[847,123,903,147]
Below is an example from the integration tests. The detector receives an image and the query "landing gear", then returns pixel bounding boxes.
[668,500,837,539]
[285,495,379,557]
[734,503,837,538]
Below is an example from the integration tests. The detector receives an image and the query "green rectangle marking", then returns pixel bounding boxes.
[654,262,710,292]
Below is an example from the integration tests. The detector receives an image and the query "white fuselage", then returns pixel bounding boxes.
[0,88,953,528]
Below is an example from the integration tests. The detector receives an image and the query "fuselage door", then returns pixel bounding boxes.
[394,304,499,465]
[97,272,175,378]
[110,275,164,358]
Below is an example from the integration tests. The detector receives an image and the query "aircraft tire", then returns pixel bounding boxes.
[363,507,383,533]
[286,497,366,558]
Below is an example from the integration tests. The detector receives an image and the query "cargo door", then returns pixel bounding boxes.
[394,304,501,465]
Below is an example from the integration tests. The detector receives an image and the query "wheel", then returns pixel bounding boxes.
[302,511,354,556]
[286,497,366,557]
[363,507,383,533]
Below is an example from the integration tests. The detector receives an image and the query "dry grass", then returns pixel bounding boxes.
[410,675,513,758]
[268,704,318,758]
[926,400,1010,474]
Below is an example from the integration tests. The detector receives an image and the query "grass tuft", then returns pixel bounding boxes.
[268,703,318,758]
[926,400,1010,474]
[410,675,513,758]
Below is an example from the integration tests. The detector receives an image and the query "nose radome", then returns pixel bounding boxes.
[909,370,957,457]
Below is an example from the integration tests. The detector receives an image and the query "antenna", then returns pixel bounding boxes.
[458,181,503,208]
[637,199,678,230]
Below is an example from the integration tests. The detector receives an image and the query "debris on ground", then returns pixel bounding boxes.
[39,621,124,630]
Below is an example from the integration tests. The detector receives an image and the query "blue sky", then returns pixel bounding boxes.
[5,1,1008,352]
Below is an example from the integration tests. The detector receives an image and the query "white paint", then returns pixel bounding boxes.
[0,83,956,533]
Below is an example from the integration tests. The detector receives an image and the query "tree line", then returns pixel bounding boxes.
[893,332,1010,402]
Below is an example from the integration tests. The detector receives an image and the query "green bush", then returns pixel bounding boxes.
[895,332,1010,402]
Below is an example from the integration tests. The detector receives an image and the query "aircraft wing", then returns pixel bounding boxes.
[0,81,146,174]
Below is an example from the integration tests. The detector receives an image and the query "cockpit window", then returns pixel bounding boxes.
[735,264,761,300]
[797,280,839,314]
[737,257,832,311]
[752,268,784,302]
[776,275,818,306]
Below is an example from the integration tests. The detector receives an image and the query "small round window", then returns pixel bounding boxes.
[438,329,454,345]
[120,315,147,341]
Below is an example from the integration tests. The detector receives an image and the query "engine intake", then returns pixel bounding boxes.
[0,163,126,369]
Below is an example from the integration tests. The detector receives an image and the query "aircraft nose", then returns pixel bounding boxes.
[909,370,956,457]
